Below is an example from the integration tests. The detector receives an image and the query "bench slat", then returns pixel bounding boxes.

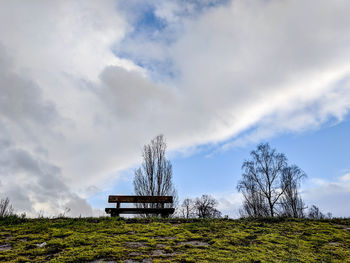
[105,207,175,214]
[108,195,173,203]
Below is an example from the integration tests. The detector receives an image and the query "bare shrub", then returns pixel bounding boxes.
[194,195,221,219]
[0,197,14,217]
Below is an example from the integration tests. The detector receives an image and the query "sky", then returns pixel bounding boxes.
[0,0,350,218]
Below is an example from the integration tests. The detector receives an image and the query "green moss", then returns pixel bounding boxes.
[0,217,350,262]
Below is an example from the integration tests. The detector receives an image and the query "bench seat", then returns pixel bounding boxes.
[105,207,175,215]
[105,195,175,217]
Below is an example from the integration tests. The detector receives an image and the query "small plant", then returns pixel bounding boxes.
[56,207,71,218]
[307,205,332,219]
[0,197,14,217]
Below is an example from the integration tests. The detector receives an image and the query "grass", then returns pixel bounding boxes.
[0,217,349,262]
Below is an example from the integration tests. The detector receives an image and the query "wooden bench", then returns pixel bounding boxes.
[105,195,175,217]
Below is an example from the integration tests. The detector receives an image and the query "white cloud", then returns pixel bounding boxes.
[340,173,350,182]
[215,192,243,218]
[170,0,350,146]
[303,176,350,217]
[1,0,350,216]
[0,0,134,216]
[0,138,93,217]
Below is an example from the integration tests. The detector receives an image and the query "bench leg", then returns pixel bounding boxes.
[111,211,119,217]
[161,213,170,218]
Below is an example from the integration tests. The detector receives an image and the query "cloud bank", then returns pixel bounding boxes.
[1,0,350,216]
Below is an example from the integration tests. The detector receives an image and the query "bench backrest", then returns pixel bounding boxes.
[108,195,173,204]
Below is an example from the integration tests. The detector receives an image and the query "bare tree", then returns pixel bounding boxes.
[194,195,221,219]
[307,205,325,219]
[0,197,14,217]
[178,198,195,219]
[133,135,177,210]
[237,174,269,217]
[237,143,306,218]
[279,165,307,218]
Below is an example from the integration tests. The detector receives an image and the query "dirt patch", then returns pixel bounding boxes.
[178,240,210,246]
[124,259,152,263]
[328,242,340,246]
[151,250,165,256]
[89,260,116,263]
[36,242,47,247]
[125,241,148,248]
[155,244,166,248]
[151,249,181,257]
[54,235,70,239]
[293,231,303,235]
[0,244,12,251]
[335,224,350,231]
[156,236,176,240]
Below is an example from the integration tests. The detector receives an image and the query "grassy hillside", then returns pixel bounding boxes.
[0,217,349,262]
